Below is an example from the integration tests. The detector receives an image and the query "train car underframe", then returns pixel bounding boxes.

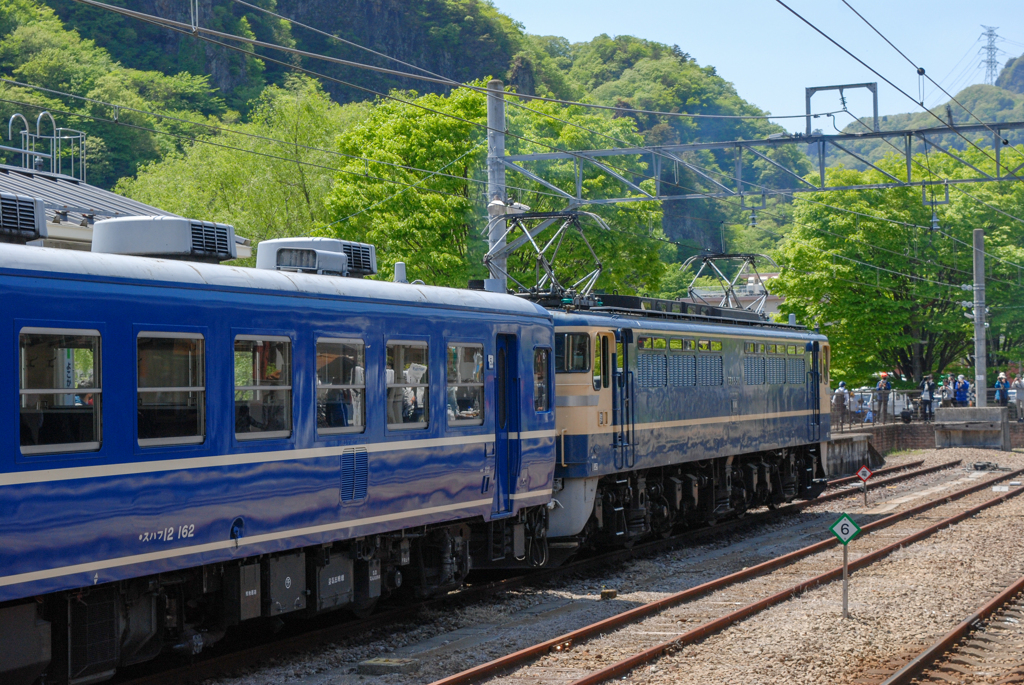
[0,505,550,685]
[561,445,827,550]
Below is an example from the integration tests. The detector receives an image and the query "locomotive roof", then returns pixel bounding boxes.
[551,309,827,341]
[0,243,551,318]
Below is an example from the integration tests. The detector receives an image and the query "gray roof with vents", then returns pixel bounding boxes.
[0,164,175,225]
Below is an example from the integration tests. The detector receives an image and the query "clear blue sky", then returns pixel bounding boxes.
[490,0,1024,133]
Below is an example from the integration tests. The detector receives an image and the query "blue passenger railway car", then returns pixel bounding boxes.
[0,238,556,684]
[0,230,830,685]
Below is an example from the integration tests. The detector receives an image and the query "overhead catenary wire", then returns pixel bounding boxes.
[775,0,1022,180]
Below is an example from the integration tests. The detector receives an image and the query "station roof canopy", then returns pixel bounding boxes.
[0,163,175,225]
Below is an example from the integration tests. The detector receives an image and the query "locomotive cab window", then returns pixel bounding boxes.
[534,348,551,411]
[137,333,205,446]
[554,333,590,373]
[316,338,365,434]
[593,334,611,390]
[387,342,429,429]
[234,336,292,440]
[447,343,484,426]
[19,328,101,455]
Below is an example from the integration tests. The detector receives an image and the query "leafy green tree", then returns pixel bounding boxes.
[322,84,664,292]
[118,76,368,251]
[771,147,1024,386]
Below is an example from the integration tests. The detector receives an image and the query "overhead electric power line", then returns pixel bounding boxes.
[777,0,1022,180]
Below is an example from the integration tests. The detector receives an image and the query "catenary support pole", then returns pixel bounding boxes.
[974,228,987,407]
[485,78,507,293]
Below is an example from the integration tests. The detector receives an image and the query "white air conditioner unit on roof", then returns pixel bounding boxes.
[91,215,237,263]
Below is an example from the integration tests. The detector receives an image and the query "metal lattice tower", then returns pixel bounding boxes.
[981,25,1001,85]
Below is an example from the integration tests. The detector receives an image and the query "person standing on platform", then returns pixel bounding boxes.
[940,376,955,408]
[832,381,849,430]
[876,372,892,424]
[995,372,1010,407]
[954,374,970,407]
[919,374,935,422]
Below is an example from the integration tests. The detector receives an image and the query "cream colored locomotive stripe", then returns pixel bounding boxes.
[561,409,817,435]
[511,490,553,500]
[0,497,498,590]
[0,430,558,487]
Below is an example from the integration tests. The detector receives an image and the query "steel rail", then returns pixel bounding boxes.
[428,463,1013,685]
[800,459,960,506]
[567,478,1024,685]
[826,460,924,487]
[879,576,1024,684]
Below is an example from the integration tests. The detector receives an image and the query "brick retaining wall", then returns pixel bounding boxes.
[832,421,1024,455]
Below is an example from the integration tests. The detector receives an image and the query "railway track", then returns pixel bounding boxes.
[113,459,959,685]
[429,464,1024,685]
[877,576,1024,685]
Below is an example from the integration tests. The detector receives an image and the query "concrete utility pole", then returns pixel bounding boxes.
[485,78,507,293]
[974,228,987,406]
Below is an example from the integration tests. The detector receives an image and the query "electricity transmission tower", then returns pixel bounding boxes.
[981,25,1001,85]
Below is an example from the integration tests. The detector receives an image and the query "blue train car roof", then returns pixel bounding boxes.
[0,243,551,318]
[551,309,827,342]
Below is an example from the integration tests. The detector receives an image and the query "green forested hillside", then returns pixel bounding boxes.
[0,0,811,292]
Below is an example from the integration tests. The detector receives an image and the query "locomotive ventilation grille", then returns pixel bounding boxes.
[342,242,375,275]
[0,192,40,238]
[190,220,231,256]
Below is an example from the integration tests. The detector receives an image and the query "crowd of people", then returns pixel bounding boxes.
[830,369,1024,428]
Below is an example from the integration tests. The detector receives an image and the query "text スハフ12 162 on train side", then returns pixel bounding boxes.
[0,217,828,684]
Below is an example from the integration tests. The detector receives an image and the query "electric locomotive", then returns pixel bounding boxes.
[546,294,830,549]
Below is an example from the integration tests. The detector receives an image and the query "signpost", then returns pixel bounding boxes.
[857,465,873,507]
[830,513,861,619]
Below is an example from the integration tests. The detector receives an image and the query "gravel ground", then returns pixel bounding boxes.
[199,447,1019,685]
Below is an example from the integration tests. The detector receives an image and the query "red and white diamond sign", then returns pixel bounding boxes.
[856,465,873,482]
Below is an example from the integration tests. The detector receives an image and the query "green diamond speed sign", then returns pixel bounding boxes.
[830,513,861,545]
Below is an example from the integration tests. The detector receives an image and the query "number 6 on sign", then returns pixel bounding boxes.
[830,513,861,544]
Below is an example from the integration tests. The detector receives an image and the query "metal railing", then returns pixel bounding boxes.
[831,387,1022,432]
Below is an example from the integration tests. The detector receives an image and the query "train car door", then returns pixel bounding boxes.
[807,340,821,442]
[493,334,520,516]
[613,328,636,470]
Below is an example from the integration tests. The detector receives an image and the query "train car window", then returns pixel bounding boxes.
[137,334,205,446]
[534,348,551,411]
[447,343,484,426]
[636,337,654,350]
[616,341,624,372]
[601,335,611,388]
[593,335,602,390]
[669,338,683,351]
[744,342,755,354]
[386,342,429,429]
[758,343,765,354]
[767,344,776,354]
[788,345,798,355]
[554,333,590,373]
[653,338,667,350]
[19,328,101,455]
[710,340,723,352]
[316,339,366,435]
[234,337,292,440]
[697,340,710,352]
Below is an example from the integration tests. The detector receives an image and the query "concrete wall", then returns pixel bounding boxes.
[834,421,1024,456]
